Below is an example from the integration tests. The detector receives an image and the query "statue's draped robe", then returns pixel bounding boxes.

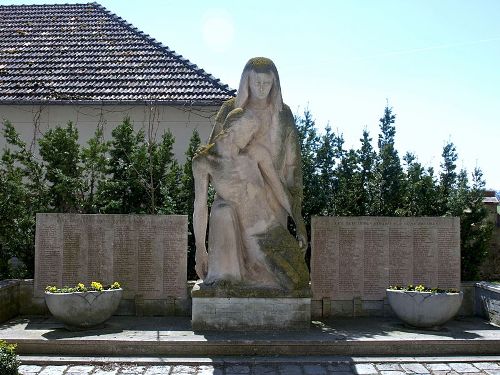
[199,98,309,295]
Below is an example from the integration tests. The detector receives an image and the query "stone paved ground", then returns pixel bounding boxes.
[18,361,500,375]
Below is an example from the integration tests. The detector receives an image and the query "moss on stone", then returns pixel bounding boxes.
[256,225,310,293]
[246,57,274,73]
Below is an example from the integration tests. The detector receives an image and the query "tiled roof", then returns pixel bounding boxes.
[0,2,235,104]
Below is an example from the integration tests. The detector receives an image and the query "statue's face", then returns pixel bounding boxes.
[249,71,273,100]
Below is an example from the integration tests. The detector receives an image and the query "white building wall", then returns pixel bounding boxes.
[0,103,220,162]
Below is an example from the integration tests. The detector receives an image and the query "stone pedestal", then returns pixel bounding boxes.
[192,297,311,331]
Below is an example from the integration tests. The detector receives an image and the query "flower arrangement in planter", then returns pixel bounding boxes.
[387,284,463,328]
[45,281,123,330]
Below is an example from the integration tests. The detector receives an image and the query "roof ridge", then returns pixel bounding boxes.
[92,2,235,95]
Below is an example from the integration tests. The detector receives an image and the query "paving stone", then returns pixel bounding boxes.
[431,372,460,375]
[353,364,378,375]
[197,365,223,375]
[38,365,68,375]
[376,364,401,371]
[225,364,251,374]
[66,365,95,374]
[143,366,172,375]
[400,363,429,374]
[19,364,43,374]
[93,367,119,375]
[475,363,500,370]
[119,365,147,374]
[380,371,406,375]
[279,364,303,375]
[424,363,451,371]
[170,365,197,374]
[328,363,353,372]
[253,364,277,374]
[484,370,500,375]
[303,364,328,374]
[449,363,481,373]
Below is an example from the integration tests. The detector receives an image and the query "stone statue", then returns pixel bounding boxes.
[192,57,310,297]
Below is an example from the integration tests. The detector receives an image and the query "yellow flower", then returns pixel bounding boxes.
[90,281,103,291]
[415,284,425,292]
[111,281,121,289]
[45,286,57,293]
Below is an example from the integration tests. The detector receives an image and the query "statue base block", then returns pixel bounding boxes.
[192,297,311,331]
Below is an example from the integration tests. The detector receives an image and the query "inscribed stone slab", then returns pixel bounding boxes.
[311,217,460,300]
[34,214,187,299]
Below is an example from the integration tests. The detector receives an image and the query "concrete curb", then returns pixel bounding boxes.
[18,355,500,366]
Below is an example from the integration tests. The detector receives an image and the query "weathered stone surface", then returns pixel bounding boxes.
[311,216,460,301]
[0,279,19,323]
[448,362,482,373]
[192,297,311,330]
[34,214,188,315]
[352,363,378,374]
[193,57,310,299]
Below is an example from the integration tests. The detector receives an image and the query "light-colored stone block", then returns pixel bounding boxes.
[192,297,311,330]
[34,213,188,316]
[311,216,461,302]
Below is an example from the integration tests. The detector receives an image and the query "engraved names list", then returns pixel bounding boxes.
[311,217,460,300]
[34,214,187,299]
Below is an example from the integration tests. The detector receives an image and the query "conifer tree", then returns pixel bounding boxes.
[315,125,343,215]
[357,129,377,215]
[98,117,147,213]
[438,142,459,215]
[373,105,404,215]
[38,122,83,212]
[81,124,109,213]
[402,152,439,216]
[0,121,48,278]
[334,149,361,215]
[296,109,322,224]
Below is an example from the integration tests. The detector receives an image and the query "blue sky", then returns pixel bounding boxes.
[4,0,500,189]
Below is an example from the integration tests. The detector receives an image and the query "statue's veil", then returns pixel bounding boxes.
[235,57,283,114]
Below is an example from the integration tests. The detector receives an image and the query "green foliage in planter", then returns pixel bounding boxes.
[45,281,121,293]
[0,340,20,375]
[388,284,460,293]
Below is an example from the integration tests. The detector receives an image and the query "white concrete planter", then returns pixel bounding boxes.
[386,289,463,328]
[45,288,122,330]
[475,282,500,326]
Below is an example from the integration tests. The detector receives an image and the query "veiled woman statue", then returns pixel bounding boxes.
[192,57,310,297]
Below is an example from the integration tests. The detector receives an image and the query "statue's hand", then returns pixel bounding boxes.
[195,246,208,280]
[297,233,307,254]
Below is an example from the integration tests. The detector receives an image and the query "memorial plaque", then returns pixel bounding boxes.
[34,214,188,299]
[311,217,460,301]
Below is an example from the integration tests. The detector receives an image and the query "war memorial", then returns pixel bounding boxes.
[1,58,500,374]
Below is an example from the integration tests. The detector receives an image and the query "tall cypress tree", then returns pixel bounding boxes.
[296,109,322,225]
[358,129,377,215]
[81,124,109,213]
[438,141,459,215]
[38,122,83,213]
[373,105,404,216]
[98,117,147,213]
[316,125,343,215]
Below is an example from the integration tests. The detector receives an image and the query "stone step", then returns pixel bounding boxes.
[18,355,500,366]
[3,315,500,357]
